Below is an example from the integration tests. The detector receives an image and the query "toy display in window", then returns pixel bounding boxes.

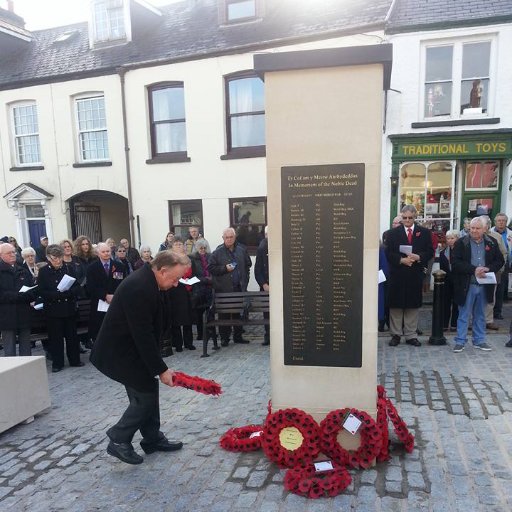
[470,79,483,108]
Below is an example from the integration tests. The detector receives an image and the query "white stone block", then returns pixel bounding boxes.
[0,356,51,434]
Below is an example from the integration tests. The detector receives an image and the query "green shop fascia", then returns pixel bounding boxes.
[389,130,512,232]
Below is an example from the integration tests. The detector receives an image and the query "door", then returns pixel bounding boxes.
[72,204,102,243]
[28,220,46,248]
[459,160,501,229]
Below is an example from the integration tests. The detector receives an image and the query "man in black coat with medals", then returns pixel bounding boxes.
[385,205,434,347]
[90,251,190,464]
[86,242,127,346]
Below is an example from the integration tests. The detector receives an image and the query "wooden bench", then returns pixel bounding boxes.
[30,299,92,343]
[201,291,269,357]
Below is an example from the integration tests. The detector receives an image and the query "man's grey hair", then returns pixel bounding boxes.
[151,250,190,270]
[494,212,508,222]
[223,227,236,237]
[401,205,417,215]
[96,242,109,252]
[478,215,491,228]
[21,247,36,257]
[470,217,486,228]
[140,245,152,254]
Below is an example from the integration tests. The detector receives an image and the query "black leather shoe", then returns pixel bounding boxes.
[70,362,85,367]
[185,345,196,350]
[107,441,143,465]
[51,366,63,373]
[234,338,250,344]
[406,338,422,347]
[220,340,229,347]
[388,335,400,347]
[175,347,183,352]
[505,340,512,348]
[140,438,183,454]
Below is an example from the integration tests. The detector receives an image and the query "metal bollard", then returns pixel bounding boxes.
[429,269,447,345]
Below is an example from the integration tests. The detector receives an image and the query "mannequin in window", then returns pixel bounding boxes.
[470,79,483,108]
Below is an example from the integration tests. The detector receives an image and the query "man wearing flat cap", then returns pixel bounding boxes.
[35,236,49,263]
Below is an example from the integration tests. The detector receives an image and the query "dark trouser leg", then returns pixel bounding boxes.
[195,311,203,340]
[263,311,270,344]
[502,271,509,302]
[171,325,183,350]
[63,316,80,365]
[443,281,453,329]
[183,325,193,347]
[233,317,243,342]
[219,313,232,342]
[1,330,16,356]
[47,318,65,369]
[18,327,32,356]
[494,281,504,316]
[89,311,106,343]
[107,381,161,444]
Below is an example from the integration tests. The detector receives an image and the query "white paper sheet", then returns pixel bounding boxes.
[343,413,362,435]
[179,276,201,285]
[314,461,334,473]
[57,274,76,292]
[97,299,110,312]
[19,285,37,293]
[476,272,497,285]
[378,270,386,284]
[399,245,413,255]
[33,303,44,310]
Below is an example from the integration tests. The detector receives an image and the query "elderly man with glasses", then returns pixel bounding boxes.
[385,205,434,348]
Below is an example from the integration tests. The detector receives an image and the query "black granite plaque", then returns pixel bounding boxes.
[281,164,365,367]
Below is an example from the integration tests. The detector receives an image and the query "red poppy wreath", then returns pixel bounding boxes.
[284,462,352,499]
[261,408,321,468]
[319,408,382,469]
[385,398,415,453]
[220,425,263,452]
[171,371,222,396]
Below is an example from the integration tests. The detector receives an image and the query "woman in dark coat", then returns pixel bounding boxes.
[38,244,84,372]
[191,239,217,344]
[439,230,459,332]
[0,244,35,356]
[166,239,195,351]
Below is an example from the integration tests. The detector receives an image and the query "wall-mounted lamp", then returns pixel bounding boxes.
[390,175,399,194]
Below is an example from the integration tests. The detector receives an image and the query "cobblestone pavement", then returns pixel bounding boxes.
[1,306,512,512]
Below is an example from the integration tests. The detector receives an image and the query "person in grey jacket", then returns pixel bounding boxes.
[208,227,252,346]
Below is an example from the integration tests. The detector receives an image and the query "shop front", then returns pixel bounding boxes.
[389,131,512,237]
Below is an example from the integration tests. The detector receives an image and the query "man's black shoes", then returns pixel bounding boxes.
[140,438,183,454]
[406,338,421,347]
[234,338,250,344]
[388,335,400,347]
[107,441,143,465]
[506,340,512,348]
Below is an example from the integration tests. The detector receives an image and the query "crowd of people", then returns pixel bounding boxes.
[0,225,271,372]
[380,206,512,352]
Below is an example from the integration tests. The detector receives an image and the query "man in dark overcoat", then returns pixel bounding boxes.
[0,243,35,356]
[208,227,252,346]
[385,205,434,347]
[90,251,190,464]
[254,226,270,346]
[451,216,504,352]
[86,242,127,345]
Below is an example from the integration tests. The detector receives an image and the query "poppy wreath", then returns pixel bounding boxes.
[385,398,415,453]
[376,397,390,462]
[261,408,321,468]
[171,371,222,396]
[283,462,352,499]
[220,425,263,452]
[319,408,382,469]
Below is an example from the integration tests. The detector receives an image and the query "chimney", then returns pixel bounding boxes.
[7,0,14,12]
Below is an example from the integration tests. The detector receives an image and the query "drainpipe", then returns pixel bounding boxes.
[117,66,136,244]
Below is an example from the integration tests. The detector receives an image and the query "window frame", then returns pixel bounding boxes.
[10,101,42,167]
[147,81,189,163]
[168,200,204,239]
[420,36,495,121]
[223,71,266,159]
[225,0,257,23]
[74,94,110,164]
[92,0,126,43]
[229,196,267,254]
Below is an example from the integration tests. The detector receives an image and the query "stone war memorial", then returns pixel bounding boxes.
[220,44,414,499]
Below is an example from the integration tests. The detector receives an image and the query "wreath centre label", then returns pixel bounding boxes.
[279,427,304,451]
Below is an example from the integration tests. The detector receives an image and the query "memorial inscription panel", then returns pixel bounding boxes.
[281,164,365,367]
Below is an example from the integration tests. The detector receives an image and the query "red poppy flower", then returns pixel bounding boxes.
[172,371,222,396]
[220,425,263,452]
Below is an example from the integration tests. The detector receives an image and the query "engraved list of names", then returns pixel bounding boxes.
[281,164,364,367]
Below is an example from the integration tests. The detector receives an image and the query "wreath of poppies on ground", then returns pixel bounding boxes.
[284,462,352,499]
[219,425,263,452]
[319,408,382,469]
[261,408,321,468]
[385,397,415,453]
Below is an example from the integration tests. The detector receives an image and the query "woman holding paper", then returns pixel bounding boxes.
[38,244,84,372]
[167,238,195,351]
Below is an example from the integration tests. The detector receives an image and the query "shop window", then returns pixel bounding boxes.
[224,72,265,158]
[423,39,491,119]
[399,161,455,232]
[11,102,41,166]
[148,82,188,161]
[229,197,266,252]
[464,161,499,191]
[75,95,110,162]
[169,200,203,239]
